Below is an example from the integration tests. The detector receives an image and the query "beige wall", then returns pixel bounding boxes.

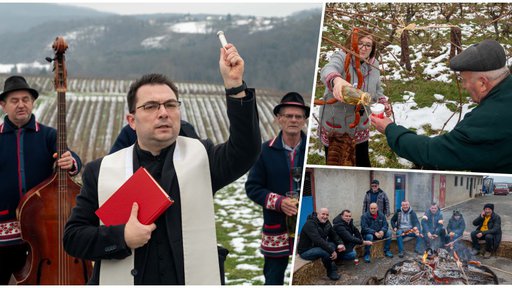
[313,168,370,223]
[439,174,482,208]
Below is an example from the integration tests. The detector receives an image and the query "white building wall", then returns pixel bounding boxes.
[313,168,369,223]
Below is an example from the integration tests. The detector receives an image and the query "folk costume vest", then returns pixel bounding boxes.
[97,136,220,284]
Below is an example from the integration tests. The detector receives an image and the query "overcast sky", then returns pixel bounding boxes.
[489,175,512,183]
[66,2,322,17]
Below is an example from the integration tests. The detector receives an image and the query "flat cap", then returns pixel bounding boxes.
[449,39,506,72]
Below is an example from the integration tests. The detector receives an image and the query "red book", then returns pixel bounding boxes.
[95,167,174,226]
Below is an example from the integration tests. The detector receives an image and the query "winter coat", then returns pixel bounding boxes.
[384,75,512,173]
[362,188,390,217]
[63,91,261,284]
[318,51,387,145]
[421,209,444,236]
[0,115,82,246]
[447,215,466,236]
[390,208,420,230]
[472,212,502,249]
[361,211,388,236]
[332,214,363,251]
[246,131,306,257]
[297,212,343,255]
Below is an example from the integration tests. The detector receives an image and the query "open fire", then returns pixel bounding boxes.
[383,247,498,285]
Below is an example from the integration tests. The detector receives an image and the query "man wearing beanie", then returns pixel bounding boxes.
[371,39,512,173]
[470,203,502,258]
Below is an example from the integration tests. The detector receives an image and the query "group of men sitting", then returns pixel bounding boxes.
[297,201,502,281]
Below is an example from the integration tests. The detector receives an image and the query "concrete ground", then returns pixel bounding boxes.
[298,240,512,285]
[293,194,512,285]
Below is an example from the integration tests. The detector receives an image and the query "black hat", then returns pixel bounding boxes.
[484,203,494,211]
[449,39,506,72]
[0,76,39,101]
[371,179,379,185]
[273,92,310,118]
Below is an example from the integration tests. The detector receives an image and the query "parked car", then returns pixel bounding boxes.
[494,183,509,195]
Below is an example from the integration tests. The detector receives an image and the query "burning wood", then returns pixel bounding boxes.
[384,248,498,285]
[453,251,469,284]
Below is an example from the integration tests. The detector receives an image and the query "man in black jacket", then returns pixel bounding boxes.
[470,203,502,258]
[63,43,261,285]
[297,208,344,281]
[332,209,372,261]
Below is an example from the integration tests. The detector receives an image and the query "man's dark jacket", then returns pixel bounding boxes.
[385,75,512,173]
[245,130,306,257]
[472,212,502,250]
[63,92,261,284]
[362,188,390,217]
[332,214,362,251]
[421,209,444,236]
[0,115,82,243]
[447,215,466,236]
[361,211,388,236]
[297,212,342,255]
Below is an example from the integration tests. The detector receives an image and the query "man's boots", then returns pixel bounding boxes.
[326,261,340,281]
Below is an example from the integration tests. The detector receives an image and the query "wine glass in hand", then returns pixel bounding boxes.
[291,167,302,192]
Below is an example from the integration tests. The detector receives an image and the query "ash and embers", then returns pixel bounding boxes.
[384,248,498,285]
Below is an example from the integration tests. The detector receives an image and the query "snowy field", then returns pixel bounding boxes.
[214,175,292,285]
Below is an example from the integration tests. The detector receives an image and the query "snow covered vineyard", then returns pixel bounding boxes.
[0,74,283,164]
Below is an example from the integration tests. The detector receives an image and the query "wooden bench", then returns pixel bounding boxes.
[292,256,325,285]
[460,232,512,257]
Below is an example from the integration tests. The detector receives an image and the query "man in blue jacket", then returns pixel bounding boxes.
[421,203,446,250]
[246,92,309,285]
[446,210,465,244]
[361,203,393,263]
[0,75,82,284]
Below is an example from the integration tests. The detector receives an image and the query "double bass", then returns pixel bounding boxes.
[14,37,92,284]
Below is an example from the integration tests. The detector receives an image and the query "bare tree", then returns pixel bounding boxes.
[398,4,416,71]
[449,27,462,60]
[439,3,458,22]
[485,3,508,39]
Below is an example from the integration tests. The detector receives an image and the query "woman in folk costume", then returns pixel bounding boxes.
[318,28,391,167]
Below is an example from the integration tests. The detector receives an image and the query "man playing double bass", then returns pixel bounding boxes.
[0,75,82,284]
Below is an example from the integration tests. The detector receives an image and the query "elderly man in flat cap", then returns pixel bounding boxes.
[371,39,512,173]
